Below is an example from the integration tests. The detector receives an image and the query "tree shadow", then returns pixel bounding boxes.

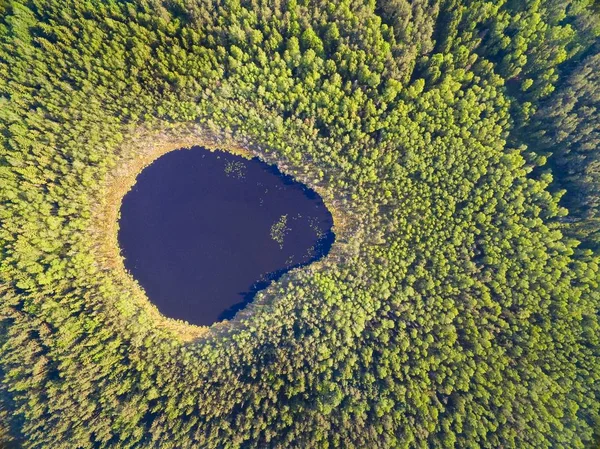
[217,229,335,322]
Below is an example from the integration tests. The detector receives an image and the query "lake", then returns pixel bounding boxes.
[118,147,334,326]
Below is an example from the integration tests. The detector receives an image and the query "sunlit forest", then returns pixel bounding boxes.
[1,0,600,447]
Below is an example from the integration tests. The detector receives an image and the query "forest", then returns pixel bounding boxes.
[1,0,600,447]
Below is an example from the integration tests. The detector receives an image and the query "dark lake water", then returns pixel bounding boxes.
[118,147,334,326]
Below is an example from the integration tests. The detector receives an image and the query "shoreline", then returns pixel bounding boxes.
[89,125,350,342]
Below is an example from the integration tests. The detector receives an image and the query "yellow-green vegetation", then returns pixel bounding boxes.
[1,0,600,448]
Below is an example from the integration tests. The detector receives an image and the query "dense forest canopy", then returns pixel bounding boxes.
[1,0,600,447]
